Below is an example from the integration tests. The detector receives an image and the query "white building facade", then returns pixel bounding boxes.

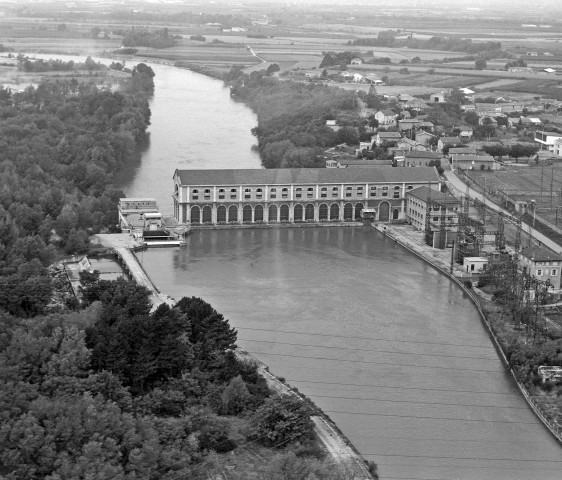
[173,168,441,225]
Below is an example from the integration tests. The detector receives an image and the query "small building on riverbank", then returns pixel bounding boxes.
[172,167,441,226]
[118,198,160,230]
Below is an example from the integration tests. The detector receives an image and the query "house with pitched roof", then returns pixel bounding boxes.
[401,151,441,167]
[373,131,402,146]
[375,109,398,126]
[395,138,427,152]
[457,126,474,139]
[429,92,447,103]
[451,154,498,171]
[437,136,462,153]
[448,147,478,156]
[415,130,437,147]
[520,246,562,289]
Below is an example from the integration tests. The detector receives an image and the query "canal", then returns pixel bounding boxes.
[117,65,562,479]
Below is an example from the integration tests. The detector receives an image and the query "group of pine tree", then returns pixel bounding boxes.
[0,60,373,479]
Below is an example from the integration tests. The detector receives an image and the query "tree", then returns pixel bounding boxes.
[464,111,480,126]
[262,451,333,480]
[84,56,98,70]
[482,144,510,160]
[505,58,527,70]
[91,27,101,39]
[367,115,379,129]
[442,143,464,156]
[221,375,252,414]
[336,126,359,145]
[175,296,237,369]
[86,303,193,394]
[247,396,314,448]
[428,159,444,175]
[448,88,468,105]
[473,124,496,140]
[475,58,487,70]
[495,116,509,127]
[509,143,539,163]
[266,64,280,76]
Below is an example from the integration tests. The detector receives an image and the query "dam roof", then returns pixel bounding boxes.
[174,167,439,186]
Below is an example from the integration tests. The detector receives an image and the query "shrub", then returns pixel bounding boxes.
[247,395,314,447]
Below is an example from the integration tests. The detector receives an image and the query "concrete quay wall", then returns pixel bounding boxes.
[375,223,562,445]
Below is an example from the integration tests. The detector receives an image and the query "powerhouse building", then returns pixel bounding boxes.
[172,167,441,225]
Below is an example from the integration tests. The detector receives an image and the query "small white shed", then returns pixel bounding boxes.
[463,257,488,273]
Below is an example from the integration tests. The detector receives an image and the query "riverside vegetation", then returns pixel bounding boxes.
[0,60,377,480]
[476,260,562,428]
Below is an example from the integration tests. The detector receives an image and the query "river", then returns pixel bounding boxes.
[115,64,562,479]
[113,64,261,216]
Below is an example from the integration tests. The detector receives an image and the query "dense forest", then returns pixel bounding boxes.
[228,69,362,168]
[348,31,502,54]
[0,61,154,317]
[0,277,318,479]
[117,28,177,49]
[17,55,105,72]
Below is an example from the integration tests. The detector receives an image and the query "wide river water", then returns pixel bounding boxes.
[115,64,562,479]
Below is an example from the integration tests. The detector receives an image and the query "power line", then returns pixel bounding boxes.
[246,350,502,373]
[348,433,552,445]
[239,337,498,361]
[285,378,523,397]
[375,462,562,471]
[361,452,562,464]
[236,326,495,350]
[323,409,543,425]
[297,392,529,411]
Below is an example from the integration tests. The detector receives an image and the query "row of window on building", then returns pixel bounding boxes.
[189,202,372,223]
[191,185,414,201]
[537,269,557,276]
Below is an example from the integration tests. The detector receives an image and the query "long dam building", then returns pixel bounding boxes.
[172,167,441,225]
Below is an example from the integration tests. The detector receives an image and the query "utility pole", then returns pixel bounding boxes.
[550,166,554,210]
[540,165,544,205]
[450,240,455,274]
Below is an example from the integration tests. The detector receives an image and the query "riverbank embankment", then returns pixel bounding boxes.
[236,349,374,479]
[91,234,175,308]
[376,223,562,445]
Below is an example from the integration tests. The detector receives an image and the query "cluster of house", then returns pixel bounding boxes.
[292,69,385,85]
[327,111,498,171]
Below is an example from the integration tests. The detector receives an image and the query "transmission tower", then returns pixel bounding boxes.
[495,211,505,251]
[514,215,522,257]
